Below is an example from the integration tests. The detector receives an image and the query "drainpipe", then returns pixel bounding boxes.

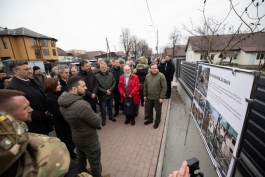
[7,36,16,59]
[22,37,29,60]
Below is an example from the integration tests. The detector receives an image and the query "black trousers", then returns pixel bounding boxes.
[114,91,120,114]
[166,80,172,98]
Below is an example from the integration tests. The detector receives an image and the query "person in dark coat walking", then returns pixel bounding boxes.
[5,60,53,135]
[109,58,124,117]
[76,60,98,112]
[165,55,175,99]
[44,78,76,159]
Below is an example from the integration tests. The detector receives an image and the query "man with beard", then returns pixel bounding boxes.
[5,60,53,135]
[76,60,98,112]
[58,76,109,177]
[165,55,175,99]
[109,58,123,117]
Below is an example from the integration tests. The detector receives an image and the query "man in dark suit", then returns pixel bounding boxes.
[165,55,176,99]
[5,60,53,135]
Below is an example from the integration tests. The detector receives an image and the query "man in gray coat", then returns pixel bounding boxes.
[58,76,109,177]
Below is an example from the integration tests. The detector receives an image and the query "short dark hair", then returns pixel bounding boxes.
[79,59,88,67]
[113,58,119,62]
[67,76,84,90]
[0,90,25,113]
[150,63,157,68]
[44,78,59,94]
[9,60,28,74]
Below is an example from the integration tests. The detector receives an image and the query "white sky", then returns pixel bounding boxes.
[0,0,264,53]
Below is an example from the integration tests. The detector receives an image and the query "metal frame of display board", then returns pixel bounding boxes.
[184,62,261,177]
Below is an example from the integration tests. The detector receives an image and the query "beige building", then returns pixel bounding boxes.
[0,27,58,61]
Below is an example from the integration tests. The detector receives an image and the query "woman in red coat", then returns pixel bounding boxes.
[118,65,140,125]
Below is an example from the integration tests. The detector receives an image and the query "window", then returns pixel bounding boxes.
[32,38,37,46]
[234,54,237,59]
[256,53,264,60]
[41,39,48,46]
[200,55,203,60]
[35,49,40,56]
[52,49,56,56]
[51,40,55,47]
[232,138,236,146]
[1,37,8,49]
[1,57,11,60]
[43,49,50,56]
[229,148,233,154]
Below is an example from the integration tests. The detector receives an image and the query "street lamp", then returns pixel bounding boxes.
[150,25,158,58]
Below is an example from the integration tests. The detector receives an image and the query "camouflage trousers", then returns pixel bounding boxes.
[76,140,102,177]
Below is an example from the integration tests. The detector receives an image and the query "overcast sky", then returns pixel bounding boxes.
[0,0,264,53]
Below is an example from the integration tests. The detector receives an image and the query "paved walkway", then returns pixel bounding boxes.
[96,100,169,177]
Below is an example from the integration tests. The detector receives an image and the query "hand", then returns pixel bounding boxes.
[144,97,147,101]
[123,94,126,97]
[91,93,96,98]
[159,99,163,103]
[129,94,132,98]
[106,90,111,95]
[45,111,50,117]
[168,161,189,177]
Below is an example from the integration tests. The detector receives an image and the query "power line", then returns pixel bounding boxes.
[146,0,155,33]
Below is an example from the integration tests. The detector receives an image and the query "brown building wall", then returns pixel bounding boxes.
[0,36,58,61]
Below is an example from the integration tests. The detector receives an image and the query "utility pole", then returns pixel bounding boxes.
[156,29,158,58]
[106,38,110,60]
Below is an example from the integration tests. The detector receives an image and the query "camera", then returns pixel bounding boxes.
[187,158,204,177]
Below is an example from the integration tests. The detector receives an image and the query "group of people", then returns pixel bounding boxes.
[0,55,177,177]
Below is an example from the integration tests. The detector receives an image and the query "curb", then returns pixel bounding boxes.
[155,98,172,177]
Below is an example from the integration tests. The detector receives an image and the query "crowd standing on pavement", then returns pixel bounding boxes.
[0,55,178,177]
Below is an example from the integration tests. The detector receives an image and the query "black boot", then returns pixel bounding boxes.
[125,116,130,124]
[131,118,135,126]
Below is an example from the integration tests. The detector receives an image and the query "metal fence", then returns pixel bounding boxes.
[236,74,265,177]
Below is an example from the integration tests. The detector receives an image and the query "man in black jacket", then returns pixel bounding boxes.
[76,60,98,112]
[165,55,176,99]
[5,60,53,135]
[109,58,123,117]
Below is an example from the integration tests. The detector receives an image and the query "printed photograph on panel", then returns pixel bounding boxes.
[194,89,206,111]
[202,101,238,177]
[196,66,210,97]
[191,100,204,128]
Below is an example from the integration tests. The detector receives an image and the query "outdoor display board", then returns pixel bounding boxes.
[190,64,255,177]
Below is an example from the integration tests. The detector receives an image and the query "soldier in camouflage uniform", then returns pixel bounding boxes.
[0,111,93,177]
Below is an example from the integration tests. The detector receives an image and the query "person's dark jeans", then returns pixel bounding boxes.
[166,80,172,98]
[100,98,113,120]
[76,140,102,177]
[146,98,162,124]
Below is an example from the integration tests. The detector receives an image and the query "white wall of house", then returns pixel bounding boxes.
[58,56,73,62]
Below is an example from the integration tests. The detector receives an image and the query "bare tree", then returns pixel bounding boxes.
[130,35,138,60]
[136,39,149,57]
[169,26,182,57]
[120,28,132,60]
[182,0,265,64]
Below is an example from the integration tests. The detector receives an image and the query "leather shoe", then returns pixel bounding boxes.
[144,120,153,125]
[114,113,118,117]
[141,102,144,107]
[131,119,135,126]
[153,123,159,129]
[97,126,102,130]
[125,119,130,124]
[109,118,116,122]
[102,120,106,126]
